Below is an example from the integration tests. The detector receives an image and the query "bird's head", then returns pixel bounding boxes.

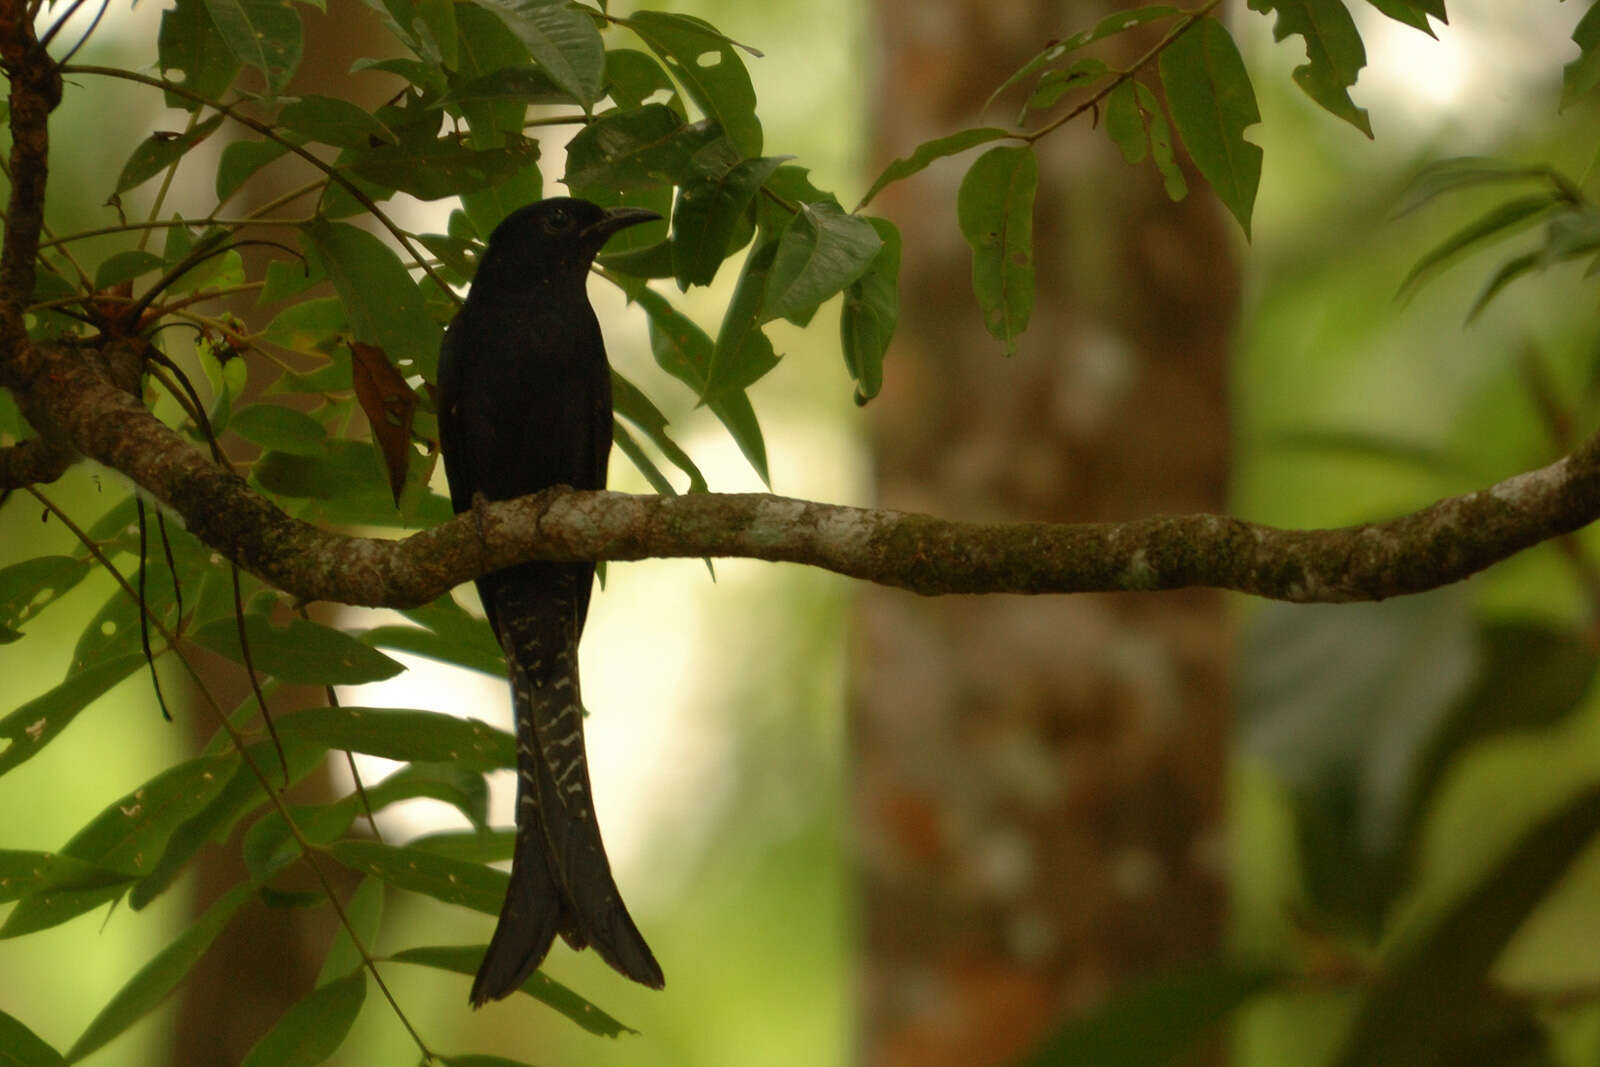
[480,198,661,280]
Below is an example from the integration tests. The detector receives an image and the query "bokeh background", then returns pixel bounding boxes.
[1,1,1594,1064]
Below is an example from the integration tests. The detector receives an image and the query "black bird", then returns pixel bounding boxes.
[437,197,664,1005]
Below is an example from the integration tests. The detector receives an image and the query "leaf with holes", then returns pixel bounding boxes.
[0,654,146,777]
[158,0,241,110]
[628,10,762,157]
[0,556,90,636]
[1247,0,1370,135]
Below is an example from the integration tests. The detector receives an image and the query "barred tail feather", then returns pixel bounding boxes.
[469,578,663,1005]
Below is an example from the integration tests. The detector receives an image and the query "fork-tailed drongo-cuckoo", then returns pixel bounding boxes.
[437,197,664,1005]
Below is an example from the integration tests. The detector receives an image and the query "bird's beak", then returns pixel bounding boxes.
[586,206,662,242]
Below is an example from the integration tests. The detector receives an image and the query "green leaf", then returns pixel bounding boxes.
[1019,961,1281,1066]
[1105,81,1146,164]
[189,617,407,685]
[0,653,145,776]
[278,95,394,148]
[1240,592,1477,932]
[636,287,769,484]
[839,217,901,404]
[0,850,113,904]
[627,11,762,157]
[243,797,358,881]
[1021,58,1108,121]
[957,145,1037,353]
[671,155,791,289]
[389,944,635,1035]
[1465,249,1542,321]
[66,881,255,1061]
[0,860,133,937]
[230,403,328,456]
[469,0,605,109]
[707,388,767,488]
[713,235,783,384]
[1390,157,1560,218]
[327,840,506,914]
[603,47,681,111]
[115,116,225,195]
[439,65,563,108]
[1247,0,1371,136]
[61,754,239,875]
[158,0,241,110]
[407,828,514,863]
[856,128,1011,211]
[271,706,514,770]
[301,218,441,379]
[0,555,90,636]
[372,593,507,675]
[1333,781,1600,1067]
[1565,0,1600,108]
[611,369,709,493]
[241,971,365,1067]
[1138,82,1188,202]
[0,1007,67,1066]
[259,255,326,307]
[202,0,304,95]
[760,202,884,325]
[1159,17,1262,237]
[363,761,489,828]
[129,754,288,910]
[416,0,459,67]
[348,138,540,201]
[1362,0,1440,36]
[261,297,347,355]
[1397,193,1560,298]
[563,105,723,193]
[359,624,504,677]
[1390,621,1600,875]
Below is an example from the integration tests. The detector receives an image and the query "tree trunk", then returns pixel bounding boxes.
[855,3,1236,1063]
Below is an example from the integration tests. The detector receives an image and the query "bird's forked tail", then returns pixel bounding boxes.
[469,582,663,1006]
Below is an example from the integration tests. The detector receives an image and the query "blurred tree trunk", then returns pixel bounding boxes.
[166,3,390,1062]
[854,3,1235,1064]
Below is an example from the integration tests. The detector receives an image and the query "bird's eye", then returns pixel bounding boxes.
[543,206,572,232]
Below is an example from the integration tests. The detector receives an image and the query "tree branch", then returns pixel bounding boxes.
[12,338,1600,608]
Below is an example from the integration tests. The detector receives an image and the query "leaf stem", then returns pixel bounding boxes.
[1022,0,1224,145]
